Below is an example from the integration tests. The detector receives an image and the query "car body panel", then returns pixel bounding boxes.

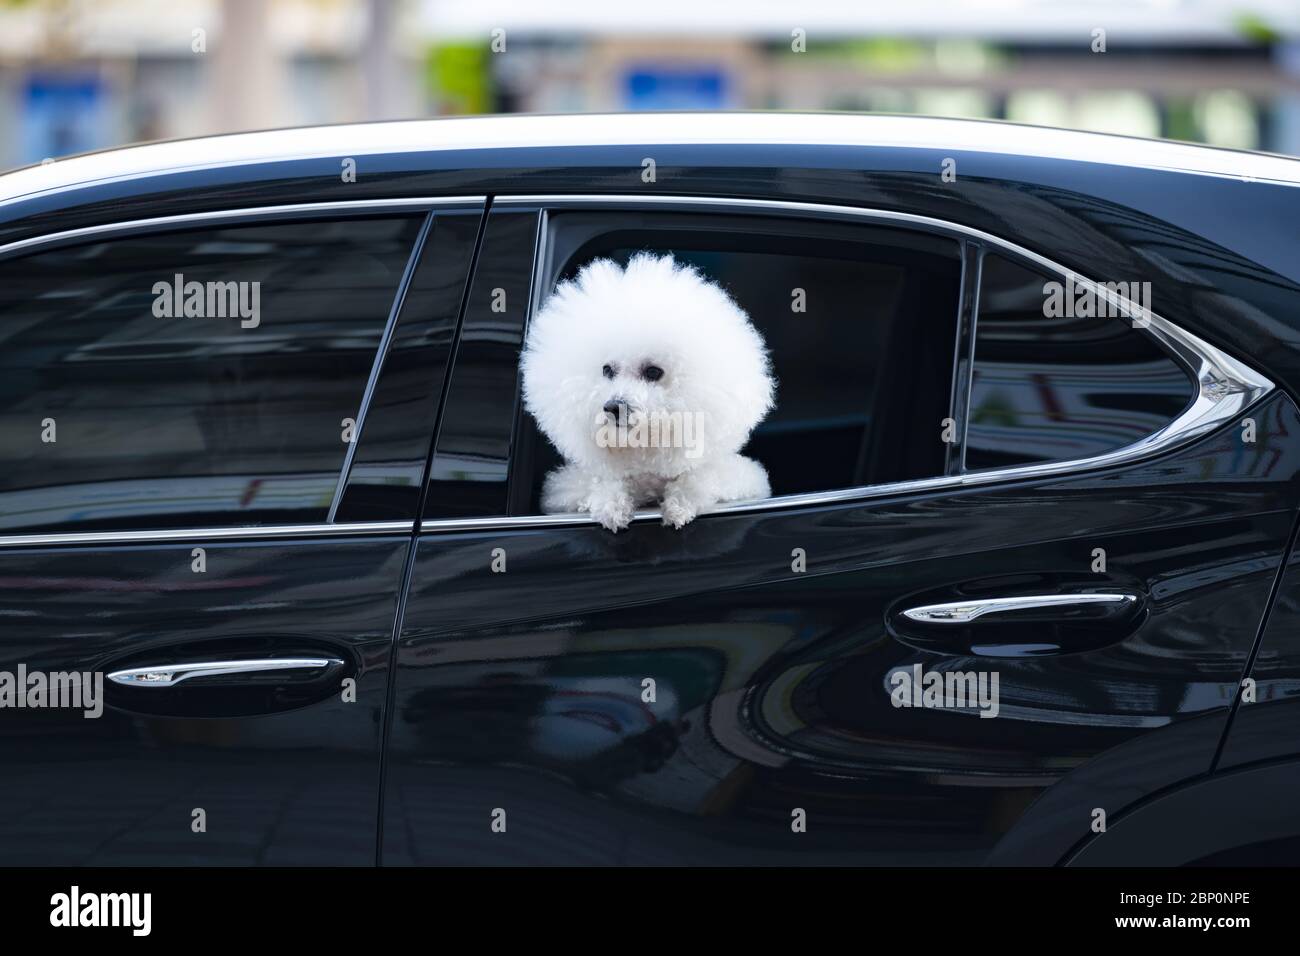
[384,392,1300,864]
[0,196,485,865]
[2,115,1299,865]
[0,535,406,865]
[1218,535,1300,770]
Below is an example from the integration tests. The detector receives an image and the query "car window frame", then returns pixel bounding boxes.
[0,193,1271,545]
[0,196,485,548]
[464,194,1273,532]
[505,205,970,510]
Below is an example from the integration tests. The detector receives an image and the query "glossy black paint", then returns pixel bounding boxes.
[1219,533,1300,769]
[0,534,407,864]
[1067,760,1300,865]
[4,121,1300,866]
[383,393,1300,864]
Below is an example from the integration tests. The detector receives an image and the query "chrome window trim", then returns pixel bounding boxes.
[0,197,487,261]
[0,193,1273,547]
[410,193,1271,534]
[0,521,413,550]
[949,242,983,475]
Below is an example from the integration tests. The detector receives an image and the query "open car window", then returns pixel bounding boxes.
[509,210,966,513]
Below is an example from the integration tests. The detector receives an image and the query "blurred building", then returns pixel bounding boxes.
[0,0,429,167]
[1,0,1299,170]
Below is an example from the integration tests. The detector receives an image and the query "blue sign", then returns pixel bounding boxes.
[624,67,728,110]
[21,72,108,163]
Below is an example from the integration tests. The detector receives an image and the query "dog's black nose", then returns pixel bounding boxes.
[603,400,627,421]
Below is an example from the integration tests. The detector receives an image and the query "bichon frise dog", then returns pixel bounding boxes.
[521,253,775,532]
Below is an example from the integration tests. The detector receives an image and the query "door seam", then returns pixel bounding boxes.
[1209,500,1300,772]
[373,197,493,867]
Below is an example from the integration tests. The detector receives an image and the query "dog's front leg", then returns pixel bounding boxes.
[584,477,636,533]
[661,455,770,528]
[660,470,711,529]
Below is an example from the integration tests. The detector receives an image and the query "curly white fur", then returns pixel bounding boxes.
[521,253,775,531]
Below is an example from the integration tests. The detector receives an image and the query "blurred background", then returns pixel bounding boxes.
[2,0,1300,170]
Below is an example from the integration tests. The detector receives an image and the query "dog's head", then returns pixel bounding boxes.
[521,253,775,471]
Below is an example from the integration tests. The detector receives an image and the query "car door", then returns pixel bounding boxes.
[381,197,1300,865]
[1217,538,1300,771]
[0,199,483,864]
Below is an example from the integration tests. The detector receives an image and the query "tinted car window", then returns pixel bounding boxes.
[0,215,422,532]
[965,253,1196,471]
[513,212,963,508]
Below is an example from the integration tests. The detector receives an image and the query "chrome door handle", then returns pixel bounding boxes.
[107,658,342,688]
[901,593,1138,625]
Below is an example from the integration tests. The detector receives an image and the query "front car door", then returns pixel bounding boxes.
[0,198,483,864]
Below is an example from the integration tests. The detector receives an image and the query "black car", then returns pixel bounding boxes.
[1,113,1298,865]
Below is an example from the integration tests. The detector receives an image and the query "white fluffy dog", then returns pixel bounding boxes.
[521,253,775,532]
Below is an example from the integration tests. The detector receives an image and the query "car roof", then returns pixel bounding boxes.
[3,112,1299,208]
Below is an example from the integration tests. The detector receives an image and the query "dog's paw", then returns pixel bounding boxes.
[660,494,699,529]
[588,495,635,533]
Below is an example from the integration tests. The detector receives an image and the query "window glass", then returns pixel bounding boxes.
[0,215,423,532]
[513,213,963,510]
[966,253,1195,471]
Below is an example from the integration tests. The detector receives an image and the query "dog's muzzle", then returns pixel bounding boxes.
[602,399,633,425]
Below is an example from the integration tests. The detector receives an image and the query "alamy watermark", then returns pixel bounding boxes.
[889,663,1000,718]
[0,665,103,718]
[152,273,261,328]
[1043,274,1152,328]
[594,409,705,459]
[50,886,151,936]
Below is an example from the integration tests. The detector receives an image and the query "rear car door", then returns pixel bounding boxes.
[382,197,1299,865]
[0,199,482,864]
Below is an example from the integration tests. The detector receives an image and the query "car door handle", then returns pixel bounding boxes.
[901,593,1139,625]
[107,657,343,688]
[890,591,1145,657]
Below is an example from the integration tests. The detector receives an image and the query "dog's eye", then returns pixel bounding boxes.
[601,364,616,379]
[642,365,664,382]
